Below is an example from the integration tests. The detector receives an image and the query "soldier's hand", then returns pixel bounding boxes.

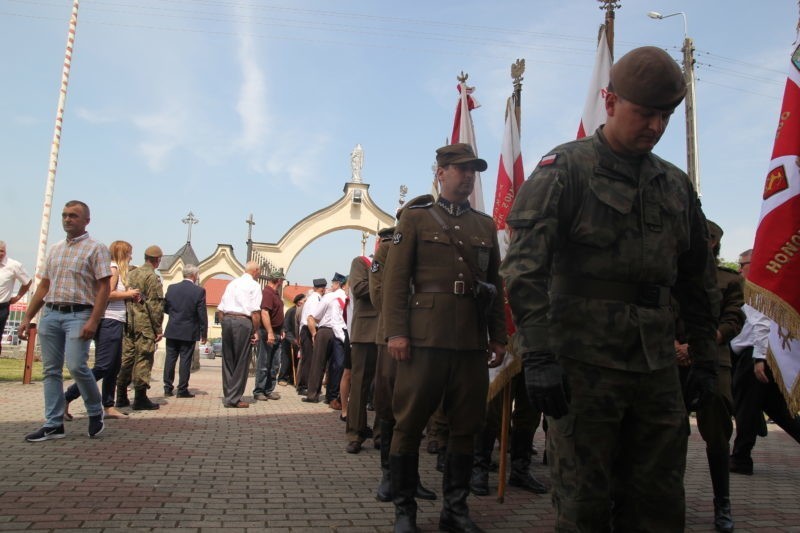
[684,360,717,412]
[522,351,569,419]
[487,341,506,368]
[388,336,411,361]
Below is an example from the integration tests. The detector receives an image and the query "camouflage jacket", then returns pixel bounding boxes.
[126,263,164,338]
[382,195,507,350]
[501,129,719,372]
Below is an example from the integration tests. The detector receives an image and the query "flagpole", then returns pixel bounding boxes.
[23,0,80,385]
[598,0,620,59]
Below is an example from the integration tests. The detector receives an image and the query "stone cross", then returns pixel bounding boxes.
[182,211,199,243]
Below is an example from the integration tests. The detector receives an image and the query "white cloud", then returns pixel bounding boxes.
[235,31,270,151]
[133,108,187,172]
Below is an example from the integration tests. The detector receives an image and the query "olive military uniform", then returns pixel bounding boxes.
[346,255,379,447]
[118,262,164,398]
[501,128,719,531]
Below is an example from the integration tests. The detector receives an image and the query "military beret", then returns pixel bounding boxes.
[312,278,327,288]
[144,245,163,258]
[436,143,488,172]
[609,46,686,111]
[267,268,285,280]
[331,272,346,284]
[707,220,723,241]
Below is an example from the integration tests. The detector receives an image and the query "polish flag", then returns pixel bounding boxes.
[452,80,485,212]
[747,36,800,412]
[577,26,611,139]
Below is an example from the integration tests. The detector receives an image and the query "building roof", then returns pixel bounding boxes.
[282,283,312,306]
[160,242,200,272]
[204,278,231,306]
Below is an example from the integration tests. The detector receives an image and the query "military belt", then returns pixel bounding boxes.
[413,281,474,296]
[550,275,670,308]
[46,303,93,313]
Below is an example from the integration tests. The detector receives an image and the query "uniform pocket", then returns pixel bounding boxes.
[570,174,635,248]
[409,293,434,341]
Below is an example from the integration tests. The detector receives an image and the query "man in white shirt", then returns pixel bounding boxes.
[296,278,326,395]
[0,241,32,355]
[303,273,347,405]
[730,249,800,474]
[217,261,262,408]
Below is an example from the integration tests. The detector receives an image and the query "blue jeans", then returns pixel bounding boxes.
[253,327,282,395]
[64,318,124,408]
[325,338,345,402]
[38,308,102,426]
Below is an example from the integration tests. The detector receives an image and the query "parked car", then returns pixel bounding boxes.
[199,342,214,359]
[1,328,20,346]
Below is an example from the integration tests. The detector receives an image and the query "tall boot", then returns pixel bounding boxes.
[436,445,447,473]
[470,429,495,496]
[116,387,130,408]
[508,428,547,494]
[439,453,484,533]
[132,388,160,411]
[390,454,419,533]
[377,422,437,502]
[708,449,734,533]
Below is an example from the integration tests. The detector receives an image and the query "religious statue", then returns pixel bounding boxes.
[351,144,364,183]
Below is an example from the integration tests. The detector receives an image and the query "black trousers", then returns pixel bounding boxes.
[164,338,195,394]
[297,326,313,389]
[732,347,800,462]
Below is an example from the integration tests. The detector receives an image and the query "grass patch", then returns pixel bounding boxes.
[0,358,72,382]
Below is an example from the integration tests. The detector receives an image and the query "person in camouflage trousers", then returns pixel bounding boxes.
[501,47,720,532]
[117,245,165,411]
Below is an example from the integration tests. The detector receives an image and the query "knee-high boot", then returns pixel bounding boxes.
[390,454,419,533]
[469,429,495,496]
[440,453,483,533]
[378,422,436,502]
[708,449,734,532]
[508,428,547,493]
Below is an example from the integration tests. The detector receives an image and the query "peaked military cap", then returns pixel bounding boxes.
[609,46,687,111]
[378,226,395,240]
[436,143,488,172]
[312,278,327,288]
[144,245,163,258]
[331,272,346,284]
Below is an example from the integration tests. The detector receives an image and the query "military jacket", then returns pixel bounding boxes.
[501,129,719,372]
[382,195,507,350]
[348,255,378,344]
[370,236,391,346]
[714,266,745,368]
[126,263,165,339]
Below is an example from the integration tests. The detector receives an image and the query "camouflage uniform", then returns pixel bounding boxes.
[501,128,719,531]
[118,263,164,391]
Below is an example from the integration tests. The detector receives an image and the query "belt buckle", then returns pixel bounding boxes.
[454,280,465,295]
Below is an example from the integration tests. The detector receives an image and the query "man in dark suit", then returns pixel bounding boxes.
[163,264,208,398]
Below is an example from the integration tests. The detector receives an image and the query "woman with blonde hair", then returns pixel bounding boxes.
[65,240,140,420]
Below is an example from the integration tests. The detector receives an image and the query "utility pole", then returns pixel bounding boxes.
[682,35,700,194]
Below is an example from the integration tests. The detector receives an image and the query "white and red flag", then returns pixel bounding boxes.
[451,80,485,212]
[577,26,611,139]
[488,94,525,400]
[747,36,800,412]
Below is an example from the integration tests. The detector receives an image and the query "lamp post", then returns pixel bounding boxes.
[648,11,701,196]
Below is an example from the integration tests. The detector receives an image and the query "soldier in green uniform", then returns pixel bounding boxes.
[116,245,165,411]
[675,220,744,533]
[501,46,720,532]
[382,143,507,533]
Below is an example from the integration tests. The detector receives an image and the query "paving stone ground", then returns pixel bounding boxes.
[0,355,798,532]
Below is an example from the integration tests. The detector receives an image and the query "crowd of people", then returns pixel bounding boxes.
[5,44,800,533]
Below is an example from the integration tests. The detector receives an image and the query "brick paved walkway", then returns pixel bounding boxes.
[0,357,798,532]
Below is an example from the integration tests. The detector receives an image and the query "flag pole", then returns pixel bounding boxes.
[598,0,620,59]
[23,0,81,384]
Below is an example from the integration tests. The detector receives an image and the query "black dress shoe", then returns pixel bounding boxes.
[296,387,307,395]
[302,396,320,403]
[346,441,362,454]
[164,390,174,397]
[176,391,195,398]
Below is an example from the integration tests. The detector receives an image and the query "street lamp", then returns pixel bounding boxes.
[648,10,701,196]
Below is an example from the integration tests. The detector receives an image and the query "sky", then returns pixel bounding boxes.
[0,0,795,287]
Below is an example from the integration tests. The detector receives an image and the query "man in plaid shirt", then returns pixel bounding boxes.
[19,200,112,442]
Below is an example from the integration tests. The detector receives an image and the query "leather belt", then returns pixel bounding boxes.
[46,303,93,313]
[0,301,9,308]
[222,312,251,319]
[413,281,474,296]
[550,275,670,308]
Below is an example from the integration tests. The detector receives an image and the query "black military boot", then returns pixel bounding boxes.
[508,429,548,494]
[439,453,484,533]
[708,449,734,532]
[132,388,160,410]
[115,387,130,408]
[390,454,419,533]
[469,430,494,496]
[436,445,447,473]
[377,420,394,502]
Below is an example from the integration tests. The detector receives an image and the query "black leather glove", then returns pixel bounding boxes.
[522,351,569,419]
[684,360,717,412]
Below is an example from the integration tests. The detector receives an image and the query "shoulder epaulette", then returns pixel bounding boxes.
[406,194,435,209]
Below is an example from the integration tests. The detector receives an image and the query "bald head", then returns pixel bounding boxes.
[245,261,260,279]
